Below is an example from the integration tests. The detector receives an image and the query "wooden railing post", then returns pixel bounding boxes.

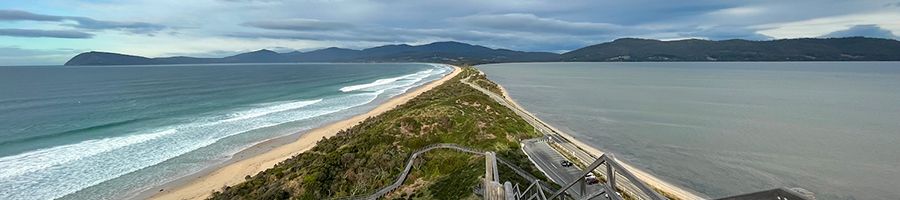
[606,154,616,192]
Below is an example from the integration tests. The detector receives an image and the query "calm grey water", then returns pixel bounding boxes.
[479,62,900,200]
[0,63,451,200]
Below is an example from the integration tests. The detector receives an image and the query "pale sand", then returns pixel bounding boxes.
[493,79,706,200]
[149,65,460,200]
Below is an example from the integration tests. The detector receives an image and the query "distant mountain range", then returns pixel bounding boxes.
[562,37,900,61]
[64,37,900,66]
[64,41,558,66]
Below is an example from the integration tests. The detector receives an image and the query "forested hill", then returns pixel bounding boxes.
[63,41,559,66]
[208,67,549,199]
[562,37,900,61]
[64,37,900,66]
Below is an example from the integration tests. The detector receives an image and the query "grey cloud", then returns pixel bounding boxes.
[822,24,898,39]
[169,47,300,58]
[0,9,64,21]
[681,26,773,40]
[0,46,81,66]
[0,46,75,57]
[230,13,634,52]
[404,29,511,42]
[0,9,167,34]
[451,13,626,35]
[66,17,166,34]
[230,23,517,44]
[237,18,473,42]
[228,23,601,53]
[243,19,353,31]
[164,49,256,58]
[0,28,94,39]
[6,0,900,66]
[240,12,636,46]
[228,31,406,42]
[218,0,281,2]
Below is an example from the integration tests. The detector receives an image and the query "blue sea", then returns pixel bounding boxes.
[0,63,451,200]
[480,62,900,200]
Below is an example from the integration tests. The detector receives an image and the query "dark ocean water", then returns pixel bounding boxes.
[480,62,900,200]
[0,63,451,200]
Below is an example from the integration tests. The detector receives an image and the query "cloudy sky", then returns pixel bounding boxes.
[2,0,899,65]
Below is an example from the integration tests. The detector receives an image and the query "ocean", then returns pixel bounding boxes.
[479,62,900,200]
[0,63,451,200]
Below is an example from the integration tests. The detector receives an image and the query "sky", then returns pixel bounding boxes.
[1,0,899,65]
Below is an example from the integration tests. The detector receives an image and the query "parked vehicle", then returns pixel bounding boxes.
[585,173,600,185]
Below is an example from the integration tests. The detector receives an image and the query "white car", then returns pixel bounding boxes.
[584,173,600,185]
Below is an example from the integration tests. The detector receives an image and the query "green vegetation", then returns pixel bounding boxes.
[547,142,678,200]
[470,75,504,98]
[67,37,900,66]
[462,64,504,97]
[563,37,900,61]
[209,67,548,199]
[385,150,483,200]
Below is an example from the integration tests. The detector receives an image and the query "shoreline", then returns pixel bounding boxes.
[489,74,706,200]
[146,65,461,200]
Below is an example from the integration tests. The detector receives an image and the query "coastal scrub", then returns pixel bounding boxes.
[209,67,547,199]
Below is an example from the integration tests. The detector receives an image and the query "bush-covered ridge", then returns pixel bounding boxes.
[67,37,900,66]
[563,37,900,61]
[209,67,545,199]
[466,70,504,98]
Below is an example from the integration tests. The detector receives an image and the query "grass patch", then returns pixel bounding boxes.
[209,67,546,200]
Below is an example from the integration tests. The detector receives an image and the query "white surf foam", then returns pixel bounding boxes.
[0,94,377,200]
[0,64,452,200]
[223,99,322,122]
[0,129,176,180]
[339,69,435,92]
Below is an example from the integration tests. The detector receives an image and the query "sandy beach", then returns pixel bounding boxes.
[148,65,460,200]
[491,77,705,200]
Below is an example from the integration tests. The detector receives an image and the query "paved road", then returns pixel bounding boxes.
[463,75,651,200]
[522,138,600,198]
